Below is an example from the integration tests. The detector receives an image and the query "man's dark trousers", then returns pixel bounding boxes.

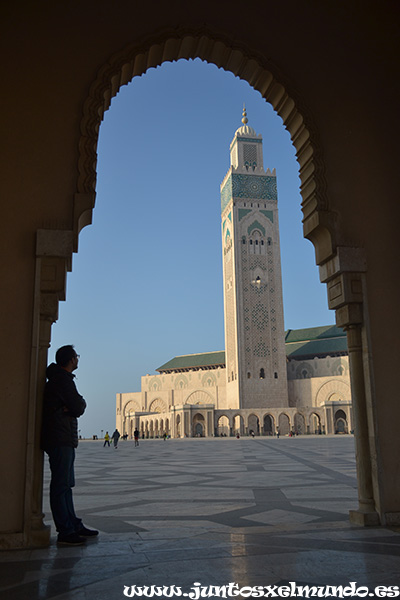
[47,446,82,535]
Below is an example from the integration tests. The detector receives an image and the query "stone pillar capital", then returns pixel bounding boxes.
[319,246,367,283]
[336,303,363,329]
[326,271,364,309]
[36,229,74,317]
[323,269,365,329]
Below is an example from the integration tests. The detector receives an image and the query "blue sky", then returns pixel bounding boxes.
[50,59,335,438]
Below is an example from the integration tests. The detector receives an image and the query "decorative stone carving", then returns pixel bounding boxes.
[149,398,167,413]
[123,400,141,415]
[185,390,214,405]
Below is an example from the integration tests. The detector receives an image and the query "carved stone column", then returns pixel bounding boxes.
[320,249,380,525]
[345,323,378,524]
[27,294,58,546]
[25,230,73,547]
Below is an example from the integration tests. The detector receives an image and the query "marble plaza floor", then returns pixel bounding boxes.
[2,436,400,599]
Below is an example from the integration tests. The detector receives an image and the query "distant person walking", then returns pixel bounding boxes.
[103,432,110,447]
[134,428,139,447]
[41,345,99,545]
[111,429,120,449]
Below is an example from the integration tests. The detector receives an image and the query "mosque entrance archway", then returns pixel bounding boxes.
[335,410,348,434]
[194,423,203,437]
[193,413,205,437]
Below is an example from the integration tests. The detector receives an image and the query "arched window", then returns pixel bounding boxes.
[249,230,264,255]
[260,368,265,379]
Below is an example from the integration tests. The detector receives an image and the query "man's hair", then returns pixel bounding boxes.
[55,345,76,367]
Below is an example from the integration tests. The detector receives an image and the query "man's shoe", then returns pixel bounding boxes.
[57,532,86,546]
[76,525,99,537]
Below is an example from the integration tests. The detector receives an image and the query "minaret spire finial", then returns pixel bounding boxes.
[242,104,248,125]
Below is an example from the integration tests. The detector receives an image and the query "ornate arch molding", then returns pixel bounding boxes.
[149,398,167,413]
[315,379,351,407]
[75,28,334,262]
[123,399,141,416]
[185,390,214,405]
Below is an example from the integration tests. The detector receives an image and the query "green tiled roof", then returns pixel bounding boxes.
[156,326,347,372]
[285,325,347,358]
[285,325,344,343]
[157,351,226,373]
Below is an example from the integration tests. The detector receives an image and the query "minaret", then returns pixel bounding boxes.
[220,108,288,409]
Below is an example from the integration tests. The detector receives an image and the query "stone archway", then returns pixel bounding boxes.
[263,414,275,435]
[248,414,260,435]
[217,415,229,437]
[71,37,376,525]
[294,413,306,434]
[192,413,205,437]
[310,412,322,435]
[233,414,244,435]
[30,29,379,544]
[335,409,348,434]
[278,413,290,436]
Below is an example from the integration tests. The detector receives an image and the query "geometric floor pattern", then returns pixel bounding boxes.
[1,436,400,599]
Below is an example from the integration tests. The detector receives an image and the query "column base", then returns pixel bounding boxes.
[0,524,51,550]
[383,513,400,527]
[349,509,380,526]
[0,533,25,550]
[28,523,51,548]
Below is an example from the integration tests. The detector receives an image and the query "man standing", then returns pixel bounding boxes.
[111,428,120,449]
[42,345,99,545]
[134,428,139,447]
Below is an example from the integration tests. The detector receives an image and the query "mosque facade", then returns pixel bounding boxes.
[116,113,353,438]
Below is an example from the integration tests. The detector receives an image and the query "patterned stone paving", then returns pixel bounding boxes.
[1,436,400,599]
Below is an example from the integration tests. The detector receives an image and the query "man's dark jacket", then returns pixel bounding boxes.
[41,363,86,451]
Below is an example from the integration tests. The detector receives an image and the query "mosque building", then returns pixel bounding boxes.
[116,111,352,439]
